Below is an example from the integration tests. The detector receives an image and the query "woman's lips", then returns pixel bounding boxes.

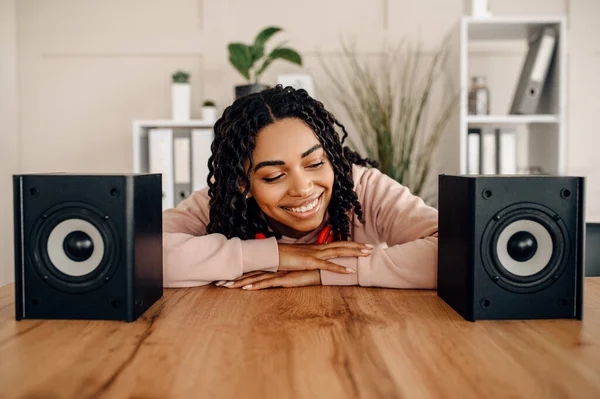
[281,193,321,209]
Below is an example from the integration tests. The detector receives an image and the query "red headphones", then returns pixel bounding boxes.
[255,225,340,244]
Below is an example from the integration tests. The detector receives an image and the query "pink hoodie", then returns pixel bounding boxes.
[162,165,438,288]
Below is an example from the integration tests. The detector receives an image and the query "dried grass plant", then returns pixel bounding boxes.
[321,39,458,204]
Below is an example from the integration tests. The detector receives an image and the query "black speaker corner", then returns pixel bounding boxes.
[13,173,163,322]
[438,174,585,321]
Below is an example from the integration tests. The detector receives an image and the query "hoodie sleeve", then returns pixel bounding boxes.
[320,166,438,289]
[162,188,279,288]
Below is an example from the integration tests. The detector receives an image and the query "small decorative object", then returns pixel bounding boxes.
[171,70,191,121]
[468,76,490,115]
[277,73,316,98]
[468,0,492,17]
[201,100,217,123]
[228,26,302,99]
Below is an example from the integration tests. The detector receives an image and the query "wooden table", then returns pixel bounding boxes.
[1,279,599,398]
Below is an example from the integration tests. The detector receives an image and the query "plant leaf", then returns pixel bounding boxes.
[270,48,302,65]
[252,26,282,62]
[228,43,253,81]
[255,47,302,81]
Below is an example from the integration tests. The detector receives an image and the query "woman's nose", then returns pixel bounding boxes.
[288,172,313,197]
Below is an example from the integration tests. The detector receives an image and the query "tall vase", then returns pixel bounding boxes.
[171,83,191,121]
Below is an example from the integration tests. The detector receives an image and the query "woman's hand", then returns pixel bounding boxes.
[216,270,321,290]
[278,242,373,274]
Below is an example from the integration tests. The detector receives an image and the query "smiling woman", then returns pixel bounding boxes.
[162,85,439,291]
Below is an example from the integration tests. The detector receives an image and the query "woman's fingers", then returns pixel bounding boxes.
[318,241,373,250]
[242,276,287,290]
[316,246,372,260]
[309,242,373,260]
[232,271,266,281]
[217,271,268,287]
[309,259,356,274]
[243,271,320,290]
[226,272,285,289]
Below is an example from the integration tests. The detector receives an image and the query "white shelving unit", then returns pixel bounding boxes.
[132,119,214,174]
[454,16,567,175]
[466,114,560,125]
[133,119,214,209]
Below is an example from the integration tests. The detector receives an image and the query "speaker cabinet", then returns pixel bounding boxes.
[14,173,163,322]
[438,175,585,321]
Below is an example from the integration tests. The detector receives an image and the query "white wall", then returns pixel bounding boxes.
[1,0,598,286]
[0,0,19,287]
[567,0,600,223]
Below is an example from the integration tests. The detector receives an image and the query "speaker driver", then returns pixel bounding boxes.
[481,203,570,293]
[29,202,120,293]
[48,219,104,276]
[496,220,553,277]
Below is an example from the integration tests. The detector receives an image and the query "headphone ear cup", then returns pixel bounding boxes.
[317,226,341,244]
[317,226,331,244]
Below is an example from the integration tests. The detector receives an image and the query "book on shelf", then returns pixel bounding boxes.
[467,128,481,175]
[148,129,175,210]
[147,128,214,210]
[481,128,496,174]
[467,127,517,175]
[173,133,192,208]
[510,26,557,115]
[497,129,517,175]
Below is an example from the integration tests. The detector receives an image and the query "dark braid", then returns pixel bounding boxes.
[206,85,378,240]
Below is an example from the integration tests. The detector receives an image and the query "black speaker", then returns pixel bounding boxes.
[438,175,585,321]
[13,173,163,322]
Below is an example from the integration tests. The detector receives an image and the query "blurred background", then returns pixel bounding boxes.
[1,0,598,286]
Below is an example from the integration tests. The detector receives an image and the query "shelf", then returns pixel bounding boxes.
[133,119,213,129]
[465,16,565,41]
[466,115,560,125]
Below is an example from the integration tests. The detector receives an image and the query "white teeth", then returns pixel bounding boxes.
[286,197,319,213]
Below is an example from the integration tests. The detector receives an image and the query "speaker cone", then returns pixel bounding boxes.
[49,219,103,276]
[481,203,570,293]
[29,202,120,293]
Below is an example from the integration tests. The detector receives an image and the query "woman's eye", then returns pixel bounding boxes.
[263,175,283,183]
[307,161,324,169]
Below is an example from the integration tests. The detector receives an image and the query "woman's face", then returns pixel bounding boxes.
[245,118,335,238]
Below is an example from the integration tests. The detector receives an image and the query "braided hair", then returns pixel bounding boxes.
[206,85,378,240]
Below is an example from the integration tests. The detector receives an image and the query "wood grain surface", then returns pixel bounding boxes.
[1,278,599,399]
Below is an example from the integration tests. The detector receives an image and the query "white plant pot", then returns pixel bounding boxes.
[201,106,218,123]
[469,0,491,17]
[171,83,191,121]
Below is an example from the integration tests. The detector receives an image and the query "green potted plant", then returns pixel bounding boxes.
[228,26,302,99]
[171,70,190,121]
[201,100,217,123]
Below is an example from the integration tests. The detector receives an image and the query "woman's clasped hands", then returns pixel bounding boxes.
[215,241,374,290]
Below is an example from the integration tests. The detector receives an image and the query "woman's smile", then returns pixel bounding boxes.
[280,193,323,219]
